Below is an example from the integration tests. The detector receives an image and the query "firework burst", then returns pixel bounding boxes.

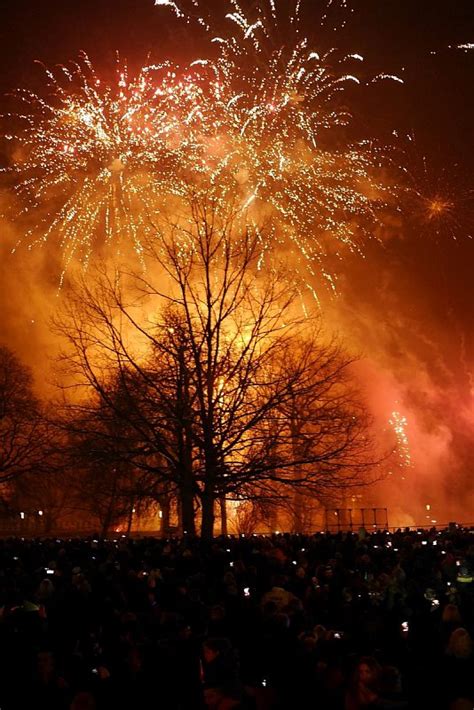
[398,133,473,241]
[154,0,403,290]
[3,0,402,287]
[2,53,206,275]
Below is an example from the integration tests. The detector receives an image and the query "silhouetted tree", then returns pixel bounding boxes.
[0,346,50,484]
[54,189,377,539]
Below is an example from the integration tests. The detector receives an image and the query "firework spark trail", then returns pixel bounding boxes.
[450,43,474,51]
[3,0,403,287]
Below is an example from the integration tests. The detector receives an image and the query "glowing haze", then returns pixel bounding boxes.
[0,0,473,528]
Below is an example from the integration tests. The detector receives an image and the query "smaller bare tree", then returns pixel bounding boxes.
[0,346,52,484]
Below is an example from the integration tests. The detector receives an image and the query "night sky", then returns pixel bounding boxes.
[1,0,473,525]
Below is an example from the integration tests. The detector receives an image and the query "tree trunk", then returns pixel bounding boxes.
[101,471,119,538]
[175,342,196,536]
[180,483,196,536]
[101,507,113,538]
[293,490,304,533]
[290,403,305,533]
[126,500,134,537]
[201,491,215,540]
[160,495,171,537]
[220,495,228,536]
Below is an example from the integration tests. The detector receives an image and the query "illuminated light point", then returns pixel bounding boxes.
[158,510,163,519]
[426,504,431,511]
[38,510,43,516]
[20,512,25,520]
[132,508,136,513]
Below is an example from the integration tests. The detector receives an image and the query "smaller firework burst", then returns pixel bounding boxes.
[399,134,473,241]
[1,53,206,274]
[389,409,412,476]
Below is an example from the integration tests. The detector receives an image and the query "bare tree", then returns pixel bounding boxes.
[232,498,277,536]
[54,189,377,539]
[257,336,375,532]
[0,346,51,484]
[6,466,73,534]
[58,371,176,536]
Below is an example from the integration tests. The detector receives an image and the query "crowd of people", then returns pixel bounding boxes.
[0,527,474,709]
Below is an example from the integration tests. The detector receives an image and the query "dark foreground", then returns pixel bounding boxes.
[0,529,473,709]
